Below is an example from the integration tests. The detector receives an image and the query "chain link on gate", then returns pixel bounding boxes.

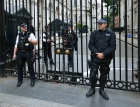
[1,0,140,91]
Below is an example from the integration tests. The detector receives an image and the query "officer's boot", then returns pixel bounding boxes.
[50,59,55,65]
[86,72,97,97]
[86,82,96,97]
[99,75,109,100]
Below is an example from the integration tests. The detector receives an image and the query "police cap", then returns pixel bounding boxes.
[68,25,72,28]
[20,22,27,27]
[44,25,50,29]
[97,19,107,24]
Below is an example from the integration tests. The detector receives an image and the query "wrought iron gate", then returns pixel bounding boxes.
[0,0,140,92]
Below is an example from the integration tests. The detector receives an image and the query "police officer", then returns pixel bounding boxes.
[86,19,116,100]
[13,22,38,87]
[63,25,78,67]
[43,26,55,65]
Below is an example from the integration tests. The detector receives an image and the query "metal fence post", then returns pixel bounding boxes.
[0,0,5,77]
[138,0,140,90]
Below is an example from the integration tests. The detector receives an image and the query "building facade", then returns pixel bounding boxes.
[119,0,138,37]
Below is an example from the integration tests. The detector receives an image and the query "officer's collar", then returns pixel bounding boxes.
[21,31,28,35]
[99,29,107,32]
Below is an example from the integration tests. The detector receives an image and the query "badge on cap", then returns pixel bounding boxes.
[97,19,107,23]
[20,23,27,27]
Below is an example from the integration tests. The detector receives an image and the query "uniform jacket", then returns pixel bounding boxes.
[64,30,78,51]
[88,29,116,57]
[43,31,52,43]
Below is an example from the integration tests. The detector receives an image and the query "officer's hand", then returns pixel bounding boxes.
[47,39,51,42]
[64,40,67,42]
[13,54,17,60]
[96,53,104,59]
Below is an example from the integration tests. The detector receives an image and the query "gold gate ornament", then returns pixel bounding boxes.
[65,49,70,54]
[56,49,61,54]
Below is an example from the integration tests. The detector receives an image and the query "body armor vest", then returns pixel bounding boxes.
[45,32,51,39]
[17,31,34,51]
[67,31,72,43]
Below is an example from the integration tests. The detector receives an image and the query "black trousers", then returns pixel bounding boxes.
[67,44,74,64]
[17,51,35,81]
[43,42,52,62]
[90,56,112,86]
[91,56,112,75]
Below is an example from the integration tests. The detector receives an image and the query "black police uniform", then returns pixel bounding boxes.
[87,29,116,100]
[64,30,77,67]
[43,31,54,65]
[17,31,35,86]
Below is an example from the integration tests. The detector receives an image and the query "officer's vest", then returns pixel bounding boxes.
[45,32,51,39]
[17,31,34,51]
[67,31,73,42]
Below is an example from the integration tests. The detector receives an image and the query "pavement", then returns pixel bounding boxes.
[0,32,140,107]
[0,76,140,107]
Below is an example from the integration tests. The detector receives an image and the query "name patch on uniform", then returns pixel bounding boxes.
[106,34,110,36]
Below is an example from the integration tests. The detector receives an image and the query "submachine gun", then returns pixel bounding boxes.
[43,32,56,44]
[56,28,73,55]
[60,29,69,47]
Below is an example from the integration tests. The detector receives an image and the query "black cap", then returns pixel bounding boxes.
[19,22,27,27]
[44,25,50,29]
[68,25,72,28]
[97,19,107,23]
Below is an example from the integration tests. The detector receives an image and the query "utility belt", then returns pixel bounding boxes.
[19,50,33,53]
